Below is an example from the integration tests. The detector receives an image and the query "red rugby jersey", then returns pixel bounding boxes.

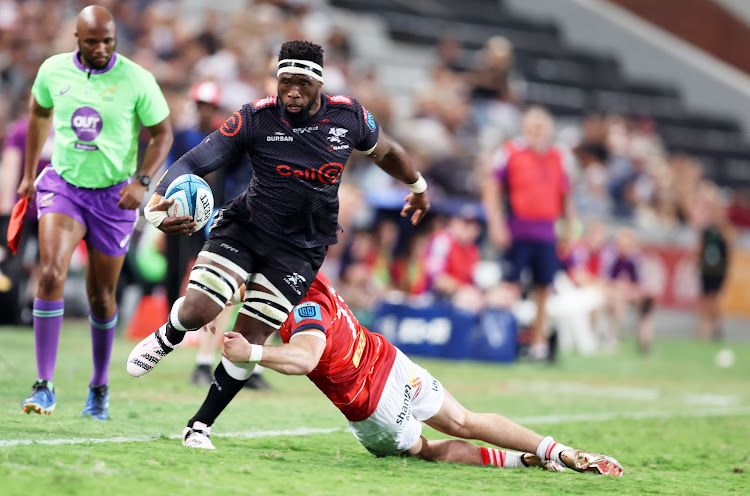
[278,272,397,422]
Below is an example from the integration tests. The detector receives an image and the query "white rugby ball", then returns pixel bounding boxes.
[164,173,214,230]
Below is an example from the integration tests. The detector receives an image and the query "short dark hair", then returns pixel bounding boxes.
[278,40,324,67]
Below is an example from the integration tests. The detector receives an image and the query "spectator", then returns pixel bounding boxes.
[413,205,483,313]
[468,36,522,151]
[693,182,732,341]
[605,227,655,353]
[482,106,573,360]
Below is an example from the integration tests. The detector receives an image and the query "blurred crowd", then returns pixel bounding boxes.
[0,0,741,352]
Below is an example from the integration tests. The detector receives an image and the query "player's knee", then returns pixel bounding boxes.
[173,294,216,330]
[37,264,66,292]
[235,321,276,344]
[239,289,292,331]
[87,289,117,317]
[639,296,654,316]
[188,264,241,308]
[445,409,476,439]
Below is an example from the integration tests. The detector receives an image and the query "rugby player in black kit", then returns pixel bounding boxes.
[127,41,430,441]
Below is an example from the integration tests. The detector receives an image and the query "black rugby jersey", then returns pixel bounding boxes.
[156,94,379,248]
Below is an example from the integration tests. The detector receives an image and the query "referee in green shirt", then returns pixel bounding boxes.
[16,5,175,420]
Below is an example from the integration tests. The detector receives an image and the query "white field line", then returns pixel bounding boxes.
[0,426,341,448]
[2,408,750,449]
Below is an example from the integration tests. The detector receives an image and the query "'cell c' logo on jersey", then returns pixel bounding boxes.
[220,112,242,137]
[71,107,103,141]
[276,162,344,184]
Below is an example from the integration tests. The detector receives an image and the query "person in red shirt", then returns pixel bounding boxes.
[413,206,483,311]
[482,106,573,360]
[193,271,622,477]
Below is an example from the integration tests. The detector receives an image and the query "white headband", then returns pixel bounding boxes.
[277,58,324,83]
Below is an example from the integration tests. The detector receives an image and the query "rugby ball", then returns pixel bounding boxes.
[164,174,214,230]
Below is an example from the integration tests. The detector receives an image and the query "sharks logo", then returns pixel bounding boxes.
[327,127,348,144]
[284,272,307,295]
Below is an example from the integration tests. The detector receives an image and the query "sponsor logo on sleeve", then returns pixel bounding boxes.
[294,302,321,323]
[326,94,353,105]
[362,106,376,132]
[253,95,278,108]
[220,111,242,137]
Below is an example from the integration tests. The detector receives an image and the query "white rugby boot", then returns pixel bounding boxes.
[182,421,216,450]
[126,325,176,377]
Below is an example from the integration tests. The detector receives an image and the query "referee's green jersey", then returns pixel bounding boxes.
[31,51,170,188]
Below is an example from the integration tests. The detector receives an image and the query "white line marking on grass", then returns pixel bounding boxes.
[0,427,342,448]
[0,435,160,448]
[2,409,749,448]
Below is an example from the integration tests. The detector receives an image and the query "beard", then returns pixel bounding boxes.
[77,41,114,70]
[283,93,319,125]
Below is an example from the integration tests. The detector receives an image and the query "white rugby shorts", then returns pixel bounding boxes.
[348,349,445,456]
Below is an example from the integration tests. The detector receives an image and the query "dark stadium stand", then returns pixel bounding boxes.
[331,0,750,187]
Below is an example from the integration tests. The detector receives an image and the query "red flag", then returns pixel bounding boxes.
[7,197,28,254]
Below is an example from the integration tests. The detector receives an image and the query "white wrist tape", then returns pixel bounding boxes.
[144,203,168,228]
[408,173,427,194]
[249,344,264,363]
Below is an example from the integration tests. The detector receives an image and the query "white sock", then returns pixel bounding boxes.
[196,353,214,366]
[536,436,572,464]
[480,447,525,468]
[158,324,178,348]
[221,356,255,381]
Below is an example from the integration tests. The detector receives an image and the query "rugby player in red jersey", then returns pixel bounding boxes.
[210,272,623,477]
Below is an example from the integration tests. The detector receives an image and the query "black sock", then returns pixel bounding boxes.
[188,362,247,427]
[165,321,186,346]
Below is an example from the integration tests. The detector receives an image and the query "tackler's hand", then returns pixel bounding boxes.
[222,331,253,363]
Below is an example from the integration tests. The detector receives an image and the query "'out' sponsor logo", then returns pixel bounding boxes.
[71,107,103,141]
[275,162,344,184]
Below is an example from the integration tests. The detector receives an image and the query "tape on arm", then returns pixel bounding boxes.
[144,202,169,228]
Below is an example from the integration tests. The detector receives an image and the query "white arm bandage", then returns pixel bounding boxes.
[248,344,264,363]
[144,203,168,228]
[408,173,428,194]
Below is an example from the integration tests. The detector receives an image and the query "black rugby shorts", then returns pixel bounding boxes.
[201,203,327,305]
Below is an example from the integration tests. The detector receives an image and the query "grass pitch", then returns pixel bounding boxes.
[1,321,748,495]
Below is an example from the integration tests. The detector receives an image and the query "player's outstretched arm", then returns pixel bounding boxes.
[222,331,325,376]
[366,131,430,225]
[143,193,197,235]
